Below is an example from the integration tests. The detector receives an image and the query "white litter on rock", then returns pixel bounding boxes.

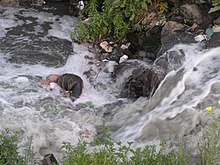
[194,34,207,42]
[119,55,128,63]
[48,82,61,91]
[100,41,113,53]
[120,43,130,49]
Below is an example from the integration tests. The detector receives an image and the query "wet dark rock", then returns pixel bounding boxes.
[155,49,185,72]
[170,15,184,24]
[160,21,195,54]
[41,153,59,165]
[126,31,161,61]
[95,100,127,122]
[180,4,212,26]
[69,0,81,16]
[193,67,198,71]
[208,32,220,48]
[214,16,220,25]
[120,66,166,99]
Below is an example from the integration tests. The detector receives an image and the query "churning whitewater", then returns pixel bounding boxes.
[1,4,220,164]
[0,5,119,161]
[109,44,220,148]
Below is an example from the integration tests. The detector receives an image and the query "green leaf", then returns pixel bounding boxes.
[129,13,135,21]
[141,1,148,9]
[209,5,220,13]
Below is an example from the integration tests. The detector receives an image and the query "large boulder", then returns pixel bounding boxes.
[208,16,220,48]
[208,31,220,48]
[126,31,161,61]
[160,21,195,54]
[120,66,166,99]
[180,4,212,26]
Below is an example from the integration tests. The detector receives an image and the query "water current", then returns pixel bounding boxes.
[1,3,220,164]
[0,4,119,162]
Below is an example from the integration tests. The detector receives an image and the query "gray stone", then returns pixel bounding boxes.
[120,66,166,99]
[41,153,59,165]
[160,21,195,54]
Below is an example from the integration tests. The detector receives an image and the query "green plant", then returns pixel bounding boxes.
[1,119,220,164]
[197,120,220,165]
[61,126,191,165]
[85,101,94,108]
[209,0,220,13]
[0,129,25,165]
[72,0,168,43]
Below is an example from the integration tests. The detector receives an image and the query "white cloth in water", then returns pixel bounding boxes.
[47,82,61,91]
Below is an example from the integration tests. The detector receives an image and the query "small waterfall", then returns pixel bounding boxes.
[108,44,220,148]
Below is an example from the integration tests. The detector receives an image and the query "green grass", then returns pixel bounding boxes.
[1,120,220,165]
[61,127,190,165]
[61,123,220,165]
[0,129,25,165]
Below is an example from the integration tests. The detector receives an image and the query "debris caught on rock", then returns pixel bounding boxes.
[100,41,113,53]
[119,55,128,63]
[194,34,207,42]
[120,43,130,49]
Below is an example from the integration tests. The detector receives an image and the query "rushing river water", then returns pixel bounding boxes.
[0,4,120,162]
[1,3,220,164]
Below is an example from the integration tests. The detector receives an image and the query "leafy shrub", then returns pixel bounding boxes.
[61,126,190,165]
[72,0,168,43]
[197,120,220,164]
[0,129,25,165]
[1,119,220,164]
[209,0,220,13]
[62,121,220,165]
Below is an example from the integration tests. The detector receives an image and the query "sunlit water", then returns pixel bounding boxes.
[1,4,220,164]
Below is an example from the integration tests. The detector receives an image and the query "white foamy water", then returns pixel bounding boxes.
[109,44,220,147]
[0,5,118,163]
[2,4,220,164]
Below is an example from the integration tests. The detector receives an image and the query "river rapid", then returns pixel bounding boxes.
[0,4,120,162]
[1,3,220,164]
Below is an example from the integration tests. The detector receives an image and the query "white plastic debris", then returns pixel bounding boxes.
[194,34,207,42]
[82,18,89,24]
[78,1,85,10]
[119,55,128,63]
[48,82,61,91]
[120,43,130,49]
[100,41,113,53]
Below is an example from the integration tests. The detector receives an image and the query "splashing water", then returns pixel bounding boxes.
[108,44,220,148]
[1,4,220,163]
[0,5,118,162]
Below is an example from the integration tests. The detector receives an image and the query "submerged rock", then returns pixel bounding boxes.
[120,66,166,99]
[41,153,59,165]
